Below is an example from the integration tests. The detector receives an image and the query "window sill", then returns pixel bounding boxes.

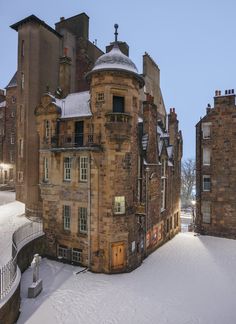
[113,212,126,216]
[78,231,88,237]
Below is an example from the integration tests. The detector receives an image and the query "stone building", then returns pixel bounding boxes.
[11,12,182,272]
[34,25,182,272]
[11,13,103,216]
[0,74,17,186]
[195,89,236,238]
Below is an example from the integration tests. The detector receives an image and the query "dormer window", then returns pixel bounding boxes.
[113,96,124,113]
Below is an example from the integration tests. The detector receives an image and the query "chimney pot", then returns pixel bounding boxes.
[60,17,65,21]
[225,90,228,95]
[232,89,235,94]
[219,90,221,96]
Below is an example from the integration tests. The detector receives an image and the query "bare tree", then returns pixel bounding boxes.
[181,158,195,208]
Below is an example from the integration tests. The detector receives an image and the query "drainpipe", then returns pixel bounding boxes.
[87,153,91,269]
[144,166,150,256]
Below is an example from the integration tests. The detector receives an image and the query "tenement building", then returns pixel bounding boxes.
[196,89,236,239]
[12,13,182,272]
[0,74,17,186]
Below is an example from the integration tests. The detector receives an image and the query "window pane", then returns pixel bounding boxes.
[113,96,124,113]
[202,123,211,139]
[72,248,82,262]
[203,176,211,191]
[201,201,211,223]
[114,196,125,214]
[79,207,87,233]
[44,157,49,181]
[64,157,72,180]
[80,156,88,181]
[203,147,211,165]
[63,205,71,230]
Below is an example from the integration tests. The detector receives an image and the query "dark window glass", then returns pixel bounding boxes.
[113,96,124,113]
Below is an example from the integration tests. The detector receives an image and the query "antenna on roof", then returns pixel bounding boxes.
[114,23,119,43]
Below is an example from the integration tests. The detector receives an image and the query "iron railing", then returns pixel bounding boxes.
[0,221,43,300]
[49,132,101,148]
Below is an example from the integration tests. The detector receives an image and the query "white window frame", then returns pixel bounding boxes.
[63,205,71,230]
[10,133,14,144]
[44,157,49,181]
[45,120,50,138]
[203,147,211,165]
[17,171,23,183]
[79,207,87,233]
[19,139,23,158]
[114,196,125,214]
[161,158,167,211]
[64,157,72,181]
[9,151,14,163]
[96,92,104,102]
[58,245,68,259]
[21,72,24,90]
[202,122,211,139]
[201,201,211,224]
[72,248,82,263]
[203,175,211,191]
[80,156,88,182]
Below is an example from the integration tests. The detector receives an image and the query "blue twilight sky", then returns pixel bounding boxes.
[0,0,236,160]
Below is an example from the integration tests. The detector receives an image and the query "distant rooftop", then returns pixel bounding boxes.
[6,72,17,89]
[10,14,62,38]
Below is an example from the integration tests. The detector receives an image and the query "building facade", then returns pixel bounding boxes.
[11,12,182,272]
[196,89,236,238]
[11,13,103,216]
[0,74,17,186]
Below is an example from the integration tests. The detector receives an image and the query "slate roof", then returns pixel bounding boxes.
[6,72,17,89]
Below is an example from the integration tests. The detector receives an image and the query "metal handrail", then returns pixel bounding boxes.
[0,221,43,300]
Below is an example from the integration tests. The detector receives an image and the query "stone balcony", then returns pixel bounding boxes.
[105,112,132,141]
[41,132,101,151]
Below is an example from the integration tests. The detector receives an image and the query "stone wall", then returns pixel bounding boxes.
[0,235,45,324]
[0,281,20,324]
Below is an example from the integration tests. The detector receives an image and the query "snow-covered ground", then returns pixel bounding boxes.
[18,233,236,324]
[0,191,28,266]
[0,190,16,205]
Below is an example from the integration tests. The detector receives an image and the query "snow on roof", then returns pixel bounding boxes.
[157,125,169,138]
[167,146,173,158]
[53,91,92,119]
[142,133,148,151]
[168,160,173,167]
[92,45,138,74]
[157,125,164,136]
[0,101,6,108]
[158,140,163,156]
